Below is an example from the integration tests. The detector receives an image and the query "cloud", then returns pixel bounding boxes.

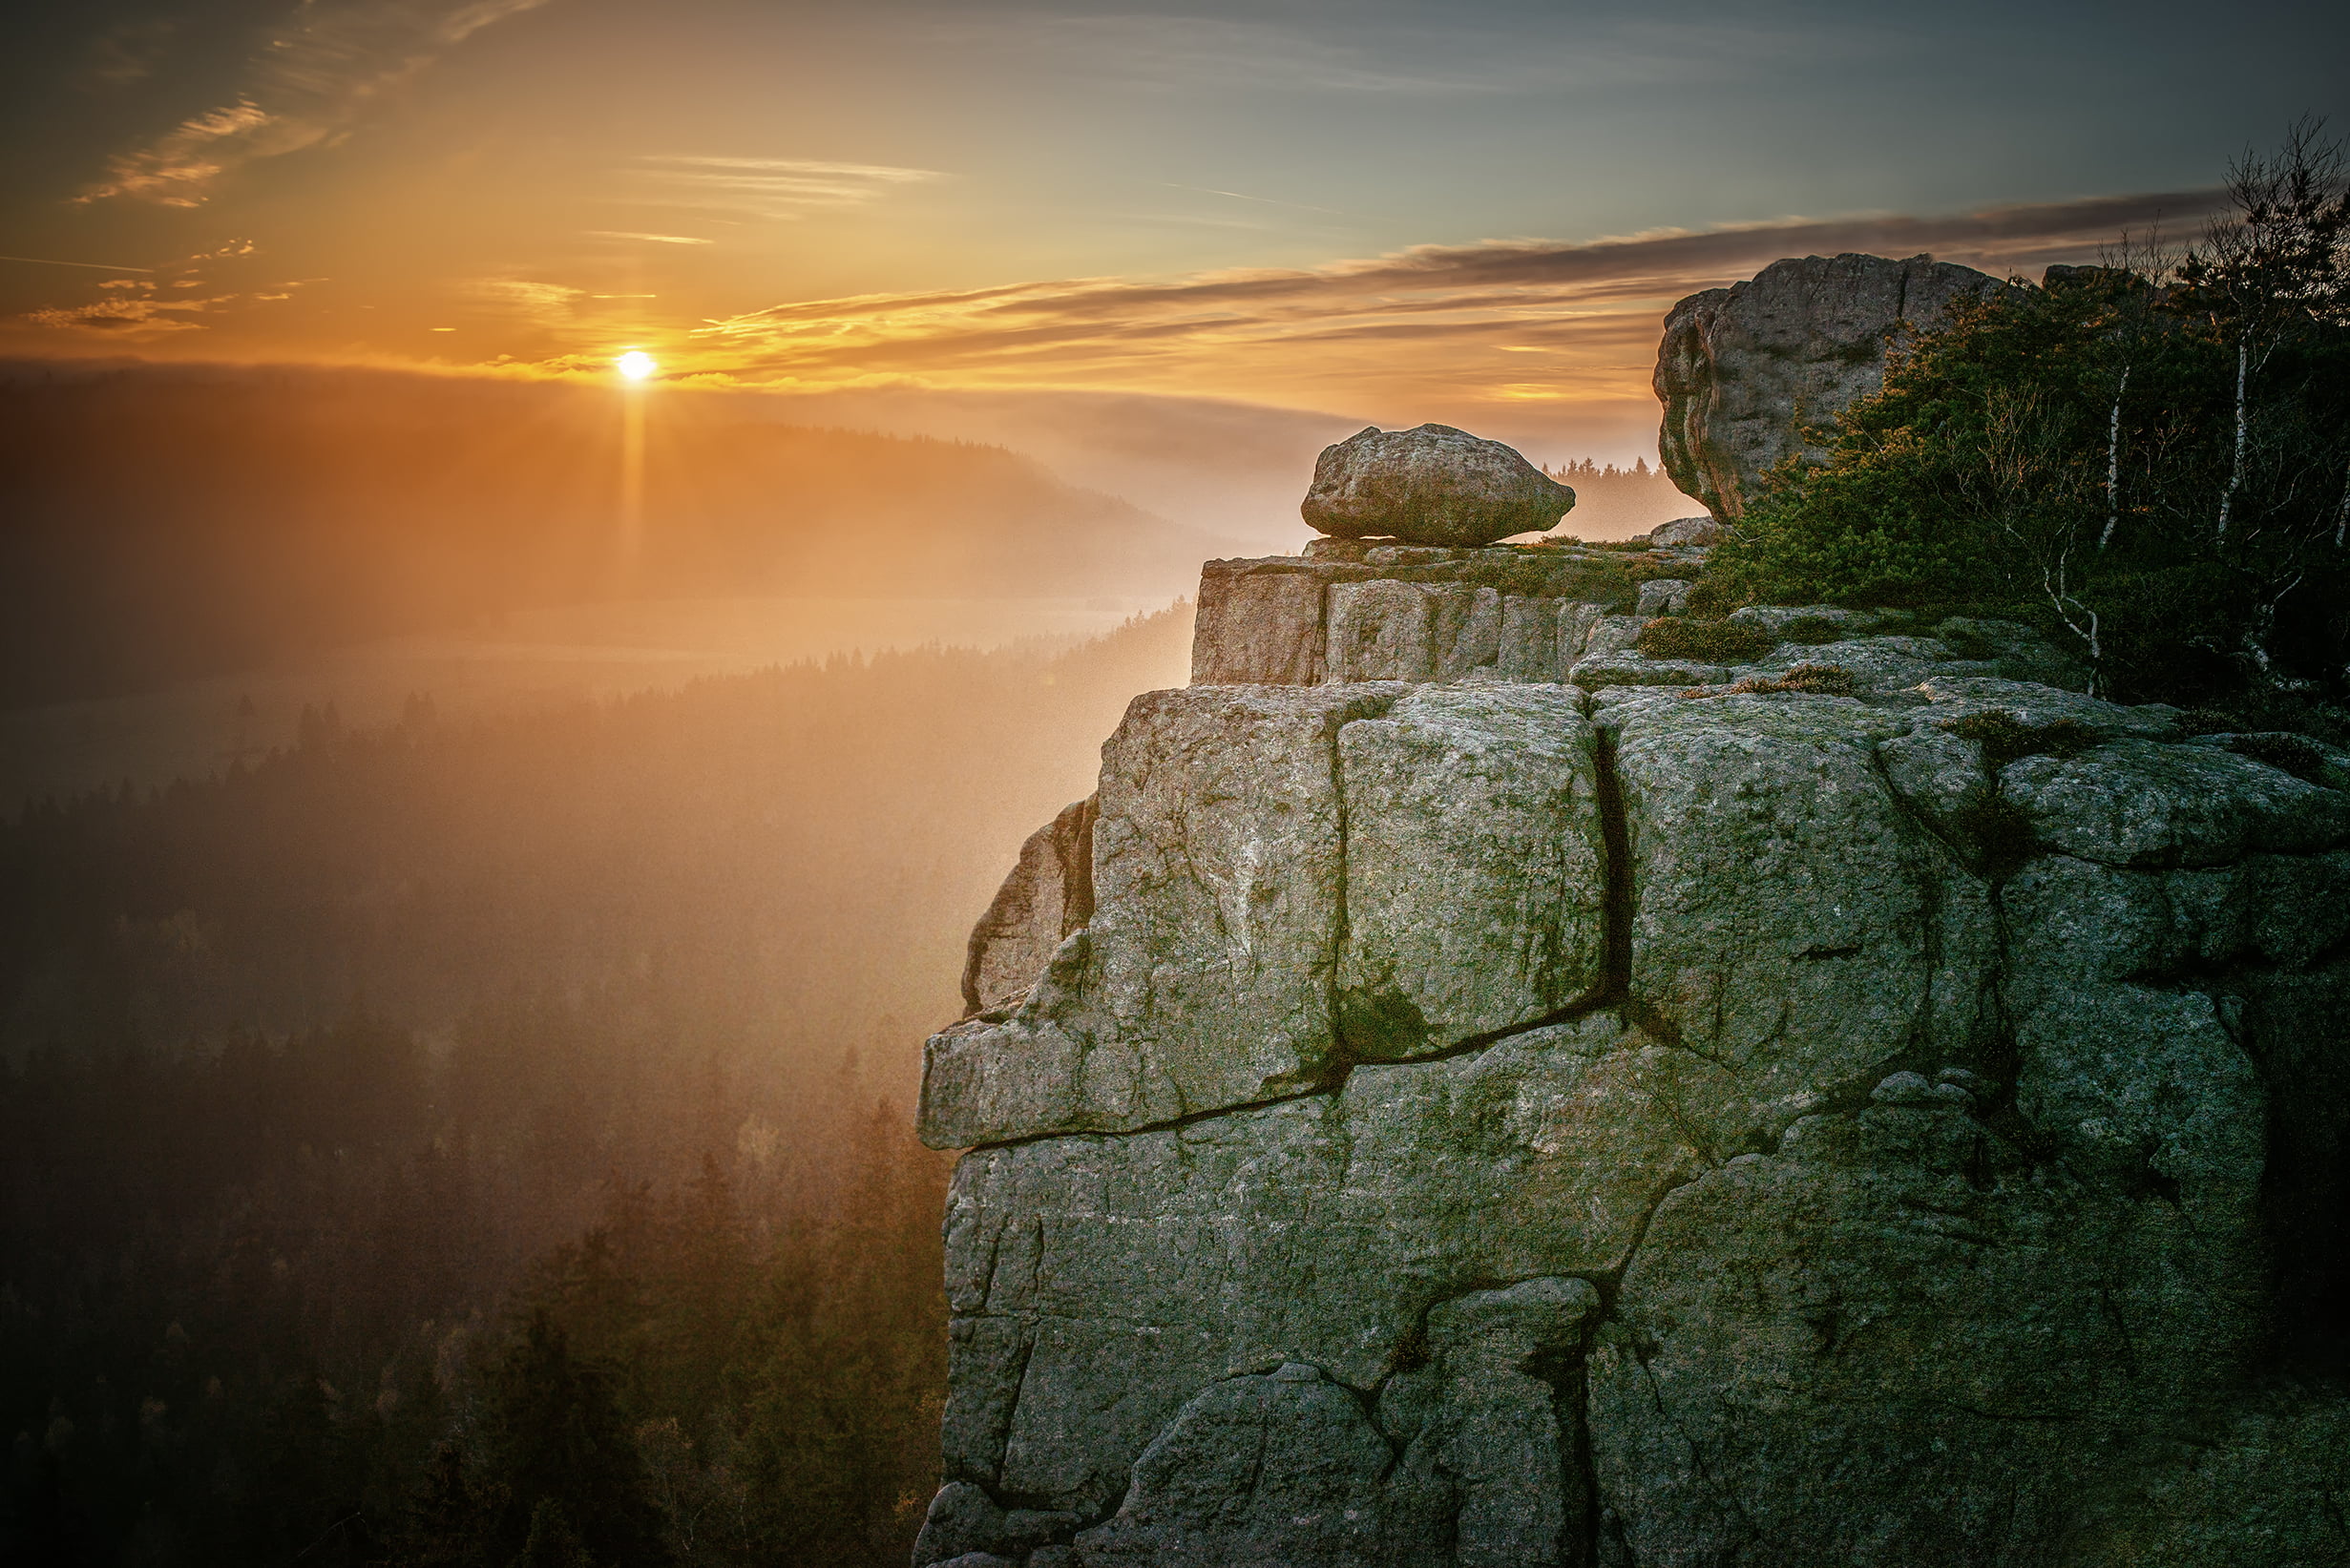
[26,294,220,336]
[628,156,943,221]
[586,231,715,245]
[685,189,2230,413]
[468,278,588,324]
[75,0,553,206]
[20,268,318,337]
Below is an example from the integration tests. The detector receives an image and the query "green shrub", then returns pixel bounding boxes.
[1698,132,2350,713]
[1780,616,1847,646]
[1731,662,1856,696]
[1636,617,1776,662]
[1940,711,2096,768]
[2228,733,2342,788]
[1931,617,2001,660]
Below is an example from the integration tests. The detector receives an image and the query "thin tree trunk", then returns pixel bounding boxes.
[2100,366,2130,550]
[2218,341,2248,540]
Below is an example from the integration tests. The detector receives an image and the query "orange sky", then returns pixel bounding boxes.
[3,0,2334,457]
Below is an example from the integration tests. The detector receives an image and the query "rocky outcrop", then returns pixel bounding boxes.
[914,547,2350,1566]
[963,797,1098,1014]
[1303,425,1575,546]
[1655,253,2004,519]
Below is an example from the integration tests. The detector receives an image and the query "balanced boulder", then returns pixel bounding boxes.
[1301,424,1573,547]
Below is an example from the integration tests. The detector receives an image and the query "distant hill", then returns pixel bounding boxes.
[0,363,1235,706]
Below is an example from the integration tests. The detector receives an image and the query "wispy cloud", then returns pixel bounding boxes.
[586,231,715,245]
[12,238,281,336]
[685,190,2229,407]
[469,278,588,324]
[76,0,554,206]
[23,266,314,337]
[628,156,943,221]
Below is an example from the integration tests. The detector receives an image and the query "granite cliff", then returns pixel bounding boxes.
[909,263,2350,1567]
[913,540,2350,1566]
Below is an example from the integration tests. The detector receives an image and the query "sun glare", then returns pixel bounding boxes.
[616,350,658,381]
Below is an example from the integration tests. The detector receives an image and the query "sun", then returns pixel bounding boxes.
[615,350,658,381]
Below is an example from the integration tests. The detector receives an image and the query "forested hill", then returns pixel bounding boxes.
[0,603,1194,1567]
[0,364,1232,707]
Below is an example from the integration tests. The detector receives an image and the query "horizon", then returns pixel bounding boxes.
[7,1,2343,466]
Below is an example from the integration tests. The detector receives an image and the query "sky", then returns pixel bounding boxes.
[3,0,2346,460]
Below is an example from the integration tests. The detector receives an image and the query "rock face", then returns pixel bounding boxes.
[963,797,1098,1014]
[1303,425,1575,547]
[914,546,2350,1566]
[1655,253,2004,519]
[1648,515,1718,549]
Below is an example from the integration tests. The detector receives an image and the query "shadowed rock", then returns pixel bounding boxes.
[960,796,1097,1015]
[1303,424,1574,546]
[1655,253,2004,519]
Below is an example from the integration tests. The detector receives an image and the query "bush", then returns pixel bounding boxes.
[1940,711,2097,768]
[1701,125,2350,713]
[1636,617,1776,662]
[1780,616,1848,645]
[1730,662,1856,696]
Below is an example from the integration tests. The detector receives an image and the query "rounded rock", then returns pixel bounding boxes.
[1302,424,1575,547]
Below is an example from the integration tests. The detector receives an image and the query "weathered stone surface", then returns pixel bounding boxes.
[1304,424,1576,546]
[1338,686,1605,1050]
[1649,515,1720,548]
[1587,1087,2252,1566]
[961,796,1097,1015]
[1325,579,1501,683]
[1495,596,1565,682]
[1382,1278,1601,1568]
[2003,738,2350,867]
[1726,601,1870,635]
[1579,614,1645,659]
[1567,652,1727,690]
[1555,601,1607,665]
[1608,694,1995,1149]
[1075,1365,1422,1568]
[921,596,2350,1563]
[940,1014,1699,1511]
[1634,578,1693,617]
[1656,253,2004,518]
[1191,569,1325,684]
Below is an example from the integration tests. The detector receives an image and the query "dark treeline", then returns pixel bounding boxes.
[1534,456,1693,539]
[0,605,1194,1565]
[0,364,1227,706]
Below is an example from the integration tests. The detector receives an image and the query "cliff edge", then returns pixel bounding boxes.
[911,530,2350,1567]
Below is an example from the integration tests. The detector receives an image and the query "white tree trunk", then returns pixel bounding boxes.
[2100,366,2130,550]
[2218,341,2248,541]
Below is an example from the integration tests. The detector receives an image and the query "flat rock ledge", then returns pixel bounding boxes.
[913,550,2350,1567]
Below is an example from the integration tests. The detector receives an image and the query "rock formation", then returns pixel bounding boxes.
[1655,253,2004,519]
[1302,425,1575,547]
[914,530,2350,1566]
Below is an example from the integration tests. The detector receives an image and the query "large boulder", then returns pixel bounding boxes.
[1302,425,1575,546]
[1655,253,2004,519]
